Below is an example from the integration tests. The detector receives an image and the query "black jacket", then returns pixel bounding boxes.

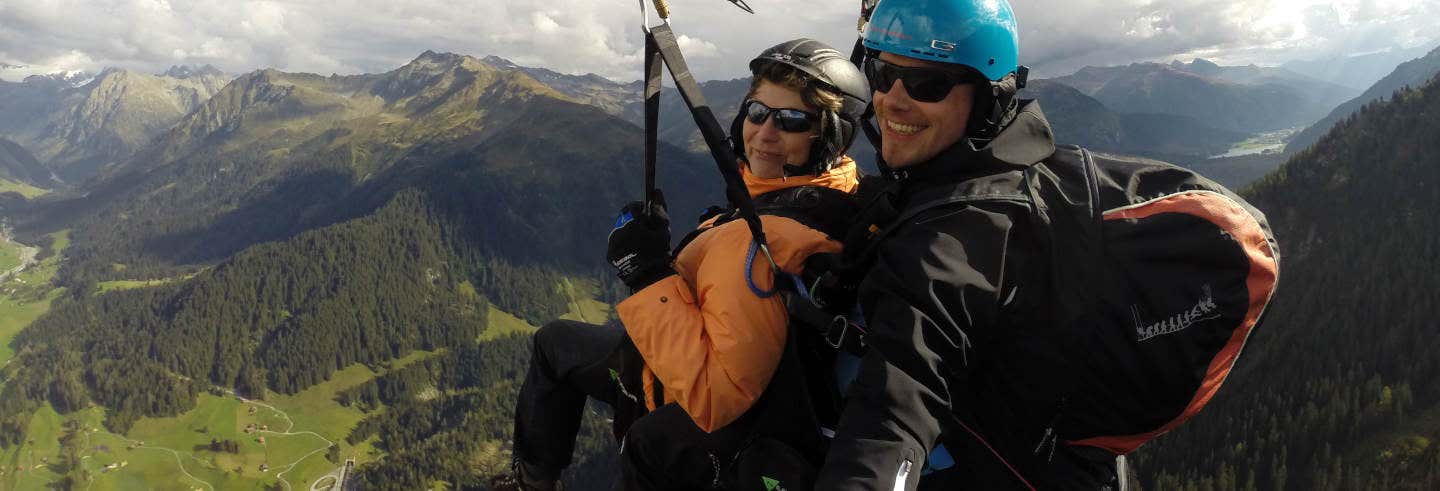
[816,101,1119,490]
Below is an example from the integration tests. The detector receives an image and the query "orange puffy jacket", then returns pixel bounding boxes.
[617,157,859,432]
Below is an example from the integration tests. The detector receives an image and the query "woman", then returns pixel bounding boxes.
[504,38,869,491]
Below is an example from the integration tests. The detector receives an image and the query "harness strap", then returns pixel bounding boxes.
[643,33,663,210]
[644,24,777,281]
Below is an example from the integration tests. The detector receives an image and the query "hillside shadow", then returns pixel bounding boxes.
[141,168,361,264]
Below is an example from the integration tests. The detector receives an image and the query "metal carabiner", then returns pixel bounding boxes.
[825,315,850,349]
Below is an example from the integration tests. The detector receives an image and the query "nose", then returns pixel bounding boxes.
[754,115,782,141]
[878,79,914,112]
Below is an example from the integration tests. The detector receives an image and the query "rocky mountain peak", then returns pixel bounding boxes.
[1186,58,1222,76]
[406,51,470,72]
[481,55,520,70]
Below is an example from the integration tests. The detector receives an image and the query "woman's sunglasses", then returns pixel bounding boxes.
[865,57,983,103]
[742,100,819,133]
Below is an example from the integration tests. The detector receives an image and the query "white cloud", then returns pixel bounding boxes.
[677,34,721,59]
[0,0,1435,82]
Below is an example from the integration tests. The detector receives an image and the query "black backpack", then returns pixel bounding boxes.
[1029,145,1280,453]
[826,145,1280,458]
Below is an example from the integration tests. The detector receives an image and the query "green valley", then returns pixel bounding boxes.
[0,178,46,199]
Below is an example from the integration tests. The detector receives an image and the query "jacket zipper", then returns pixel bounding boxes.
[891,459,913,491]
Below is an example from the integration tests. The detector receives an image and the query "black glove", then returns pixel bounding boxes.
[607,190,675,291]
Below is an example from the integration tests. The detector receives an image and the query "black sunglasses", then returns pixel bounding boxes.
[865,57,982,103]
[742,100,819,133]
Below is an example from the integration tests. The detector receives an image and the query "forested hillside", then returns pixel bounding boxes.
[0,137,50,187]
[336,334,616,490]
[1131,75,1440,489]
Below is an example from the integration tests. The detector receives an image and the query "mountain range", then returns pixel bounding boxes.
[1018,79,1247,158]
[1282,44,1439,92]
[0,65,231,184]
[1287,45,1440,153]
[0,53,1373,195]
[1050,59,1356,134]
[29,50,719,287]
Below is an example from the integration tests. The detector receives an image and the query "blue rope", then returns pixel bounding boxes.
[745,239,780,298]
[788,274,810,300]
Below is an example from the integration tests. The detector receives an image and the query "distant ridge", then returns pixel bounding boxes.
[1287,45,1440,153]
[1050,60,1356,133]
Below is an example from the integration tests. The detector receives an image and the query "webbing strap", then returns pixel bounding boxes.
[644,24,772,266]
[643,34,663,210]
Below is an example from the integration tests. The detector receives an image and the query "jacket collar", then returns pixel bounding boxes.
[742,156,860,197]
[890,99,1057,183]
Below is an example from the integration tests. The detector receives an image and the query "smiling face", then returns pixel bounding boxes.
[742,80,817,179]
[872,51,977,168]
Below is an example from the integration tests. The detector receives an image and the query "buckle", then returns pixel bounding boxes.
[825,315,850,349]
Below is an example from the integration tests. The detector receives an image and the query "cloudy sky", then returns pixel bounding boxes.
[1,0,1436,82]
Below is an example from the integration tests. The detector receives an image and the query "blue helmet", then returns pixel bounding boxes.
[861,0,1019,81]
[860,0,1027,139]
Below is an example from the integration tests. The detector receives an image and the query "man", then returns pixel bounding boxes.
[816,0,1123,488]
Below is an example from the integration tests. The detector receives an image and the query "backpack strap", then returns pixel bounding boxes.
[813,174,1033,316]
[1017,145,1111,460]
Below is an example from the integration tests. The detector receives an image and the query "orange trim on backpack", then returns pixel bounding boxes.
[1069,191,1279,454]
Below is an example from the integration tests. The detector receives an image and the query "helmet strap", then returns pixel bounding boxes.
[729,110,748,163]
[967,73,1020,140]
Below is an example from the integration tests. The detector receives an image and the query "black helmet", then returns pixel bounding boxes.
[731,38,870,175]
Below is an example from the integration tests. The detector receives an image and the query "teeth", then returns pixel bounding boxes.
[887,120,924,135]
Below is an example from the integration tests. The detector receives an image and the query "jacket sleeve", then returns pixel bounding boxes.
[618,217,839,432]
[816,203,1026,490]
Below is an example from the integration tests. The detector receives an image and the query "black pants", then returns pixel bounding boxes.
[619,403,756,490]
[513,320,806,490]
[512,320,648,481]
[621,322,831,491]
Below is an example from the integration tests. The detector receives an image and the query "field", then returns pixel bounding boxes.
[0,177,47,199]
[1210,127,1301,159]
[95,278,180,293]
[0,239,19,272]
[0,230,69,365]
[557,277,612,325]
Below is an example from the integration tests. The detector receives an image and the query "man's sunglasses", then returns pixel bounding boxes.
[742,100,819,133]
[865,57,983,103]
